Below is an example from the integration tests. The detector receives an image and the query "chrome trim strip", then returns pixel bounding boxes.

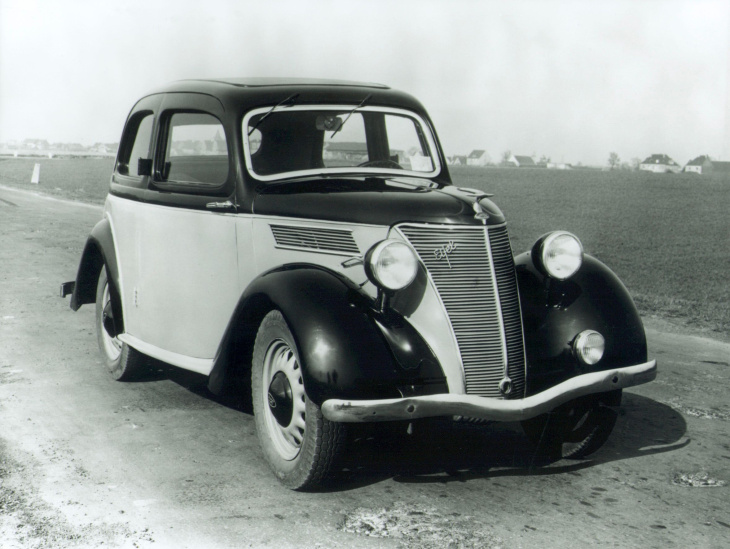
[117,334,214,375]
[250,213,385,230]
[271,244,361,257]
[321,359,657,423]
[488,224,528,397]
[482,226,510,389]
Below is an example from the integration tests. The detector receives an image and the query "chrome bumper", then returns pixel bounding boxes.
[321,359,657,423]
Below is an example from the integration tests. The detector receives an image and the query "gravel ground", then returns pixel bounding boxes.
[1,184,728,548]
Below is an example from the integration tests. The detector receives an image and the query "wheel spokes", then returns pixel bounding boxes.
[264,340,308,459]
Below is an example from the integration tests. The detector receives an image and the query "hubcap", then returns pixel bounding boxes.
[268,371,294,427]
[261,339,306,461]
[100,283,122,361]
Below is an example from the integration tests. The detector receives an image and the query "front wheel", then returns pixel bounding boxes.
[251,310,345,490]
[521,390,622,461]
[95,269,148,381]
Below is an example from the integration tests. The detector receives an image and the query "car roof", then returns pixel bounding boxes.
[143,78,427,115]
[182,77,390,89]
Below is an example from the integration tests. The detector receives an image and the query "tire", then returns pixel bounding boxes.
[95,268,148,381]
[251,310,345,490]
[521,390,622,461]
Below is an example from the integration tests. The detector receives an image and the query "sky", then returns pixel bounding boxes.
[1,0,728,166]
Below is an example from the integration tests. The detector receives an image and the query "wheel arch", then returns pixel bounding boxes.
[70,218,124,334]
[208,264,445,404]
[515,251,648,395]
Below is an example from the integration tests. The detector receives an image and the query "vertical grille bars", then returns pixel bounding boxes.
[398,224,526,399]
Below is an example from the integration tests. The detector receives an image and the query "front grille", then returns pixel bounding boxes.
[398,224,526,398]
[270,224,359,255]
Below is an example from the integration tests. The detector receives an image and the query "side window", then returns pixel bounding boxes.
[159,112,229,189]
[116,113,153,182]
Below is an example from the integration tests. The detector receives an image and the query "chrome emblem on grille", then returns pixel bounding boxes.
[433,241,458,268]
[499,377,513,396]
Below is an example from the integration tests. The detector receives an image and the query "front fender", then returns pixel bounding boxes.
[516,252,648,396]
[208,265,446,404]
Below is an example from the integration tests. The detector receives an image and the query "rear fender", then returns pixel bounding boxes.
[208,265,446,404]
[69,218,124,334]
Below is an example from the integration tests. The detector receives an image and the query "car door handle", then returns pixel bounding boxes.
[206,200,235,211]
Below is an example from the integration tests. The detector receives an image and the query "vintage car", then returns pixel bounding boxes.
[61,78,656,489]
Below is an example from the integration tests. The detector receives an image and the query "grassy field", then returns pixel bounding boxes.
[0,156,114,204]
[1,157,728,336]
[450,165,729,337]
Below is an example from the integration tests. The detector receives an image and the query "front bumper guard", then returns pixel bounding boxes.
[321,359,657,423]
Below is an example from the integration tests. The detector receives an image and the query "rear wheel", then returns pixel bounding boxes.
[95,269,148,381]
[521,390,622,461]
[251,310,345,490]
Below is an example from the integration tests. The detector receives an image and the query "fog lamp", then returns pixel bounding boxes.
[573,330,605,365]
[365,240,418,291]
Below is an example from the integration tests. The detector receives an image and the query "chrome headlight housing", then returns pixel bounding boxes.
[573,330,605,365]
[534,231,583,280]
[365,240,419,291]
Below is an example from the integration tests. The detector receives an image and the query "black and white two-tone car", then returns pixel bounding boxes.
[61,78,656,489]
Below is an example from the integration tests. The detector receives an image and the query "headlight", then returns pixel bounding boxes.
[365,240,418,291]
[537,231,583,280]
[573,330,605,365]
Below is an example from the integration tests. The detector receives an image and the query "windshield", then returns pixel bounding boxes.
[242,105,440,181]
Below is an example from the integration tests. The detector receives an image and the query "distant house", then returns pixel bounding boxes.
[684,155,713,174]
[546,162,572,170]
[466,149,490,167]
[448,155,467,166]
[505,154,536,168]
[684,155,730,176]
[23,138,50,150]
[639,154,681,174]
[323,142,368,163]
[57,143,85,152]
[92,142,120,155]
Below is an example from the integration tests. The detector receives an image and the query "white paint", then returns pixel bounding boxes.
[117,334,214,375]
[107,195,240,361]
[30,163,40,184]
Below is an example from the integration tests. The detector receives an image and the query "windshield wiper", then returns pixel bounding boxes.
[331,93,372,138]
[248,93,299,136]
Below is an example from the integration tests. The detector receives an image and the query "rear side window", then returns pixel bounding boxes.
[158,112,229,190]
[116,113,154,183]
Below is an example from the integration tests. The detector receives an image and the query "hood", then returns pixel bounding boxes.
[252,176,505,226]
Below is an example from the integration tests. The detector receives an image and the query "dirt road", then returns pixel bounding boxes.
[1,184,728,548]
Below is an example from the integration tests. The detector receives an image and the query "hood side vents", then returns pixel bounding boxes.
[270,224,360,255]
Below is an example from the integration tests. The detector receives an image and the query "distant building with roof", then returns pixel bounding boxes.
[23,138,50,150]
[323,142,368,163]
[448,155,467,166]
[466,149,490,167]
[684,155,730,176]
[639,154,681,174]
[504,154,536,168]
